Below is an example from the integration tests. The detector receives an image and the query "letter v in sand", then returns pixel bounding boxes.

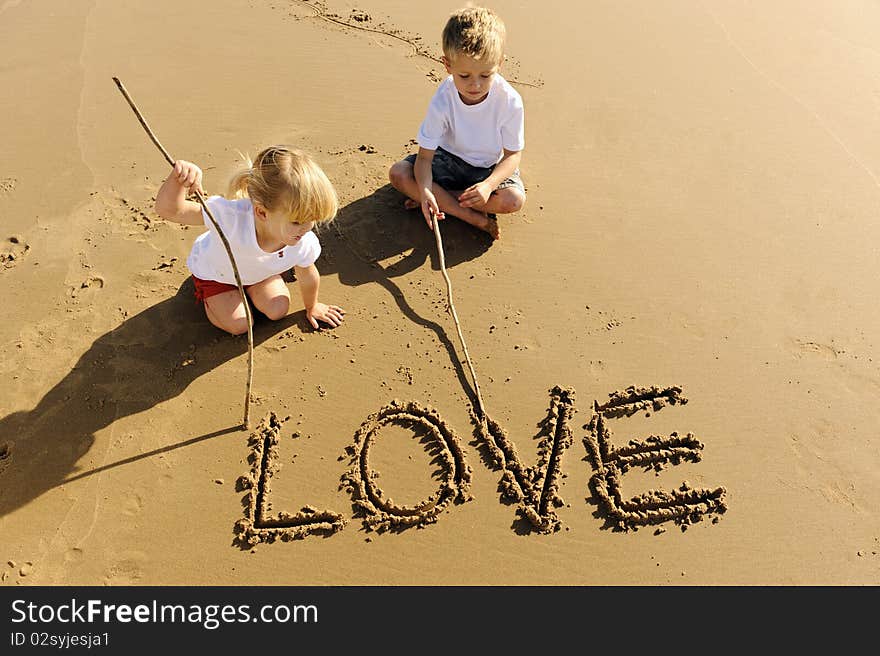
[475,386,576,534]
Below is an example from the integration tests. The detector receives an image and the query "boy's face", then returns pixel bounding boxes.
[442,53,500,105]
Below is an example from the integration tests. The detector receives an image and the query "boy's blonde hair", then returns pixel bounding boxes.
[227,145,338,225]
[442,6,506,65]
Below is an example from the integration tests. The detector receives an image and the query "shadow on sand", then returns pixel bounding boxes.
[0,184,492,518]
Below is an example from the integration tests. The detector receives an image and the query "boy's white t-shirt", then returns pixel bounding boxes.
[186,196,321,286]
[416,73,524,168]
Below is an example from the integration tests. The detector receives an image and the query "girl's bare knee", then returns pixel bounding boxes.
[261,296,289,321]
[208,313,249,335]
[225,318,250,336]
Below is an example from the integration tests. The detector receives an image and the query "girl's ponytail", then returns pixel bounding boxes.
[227,152,255,200]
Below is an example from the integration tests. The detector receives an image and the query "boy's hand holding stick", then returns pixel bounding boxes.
[430,209,486,421]
[112,77,255,429]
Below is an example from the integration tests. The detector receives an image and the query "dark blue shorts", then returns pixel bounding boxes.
[404,147,525,194]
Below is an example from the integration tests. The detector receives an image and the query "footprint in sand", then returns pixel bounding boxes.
[121,490,145,517]
[64,547,84,565]
[68,275,105,300]
[1,235,29,268]
[101,196,154,233]
[102,551,147,585]
[793,339,841,360]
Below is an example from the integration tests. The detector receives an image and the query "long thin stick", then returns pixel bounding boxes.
[431,214,486,419]
[113,77,254,429]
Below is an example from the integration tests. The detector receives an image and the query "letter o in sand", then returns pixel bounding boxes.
[342,399,472,531]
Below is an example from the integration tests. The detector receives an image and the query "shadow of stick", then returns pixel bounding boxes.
[59,424,242,486]
[0,280,306,518]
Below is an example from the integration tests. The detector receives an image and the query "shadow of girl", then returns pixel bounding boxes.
[0,279,306,518]
[0,187,496,518]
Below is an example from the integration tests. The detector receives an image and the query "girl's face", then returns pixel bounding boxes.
[256,204,315,249]
[273,213,314,246]
[442,53,499,105]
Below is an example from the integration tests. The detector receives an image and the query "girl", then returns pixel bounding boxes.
[154,145,345,335]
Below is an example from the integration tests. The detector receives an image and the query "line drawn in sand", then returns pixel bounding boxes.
[234,412,346,548]
[340,399,473,532]
[292,0,544,88]
[584,385,728,532]
[476,385,575,534]
[234,386,727,542]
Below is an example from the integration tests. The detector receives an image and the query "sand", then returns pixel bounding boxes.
[1,0,880,587]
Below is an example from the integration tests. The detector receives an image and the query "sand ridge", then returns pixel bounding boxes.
[0,441,11,477]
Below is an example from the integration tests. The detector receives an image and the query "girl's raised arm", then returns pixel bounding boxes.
[154,160,206,226]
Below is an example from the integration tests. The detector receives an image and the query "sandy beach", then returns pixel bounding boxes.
[1,0,879,586]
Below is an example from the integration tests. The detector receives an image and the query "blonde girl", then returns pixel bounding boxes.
[154,145,345,334]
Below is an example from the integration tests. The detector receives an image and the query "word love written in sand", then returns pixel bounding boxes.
[234,385,727,546]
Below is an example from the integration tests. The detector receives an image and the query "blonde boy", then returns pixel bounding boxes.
[389,6,525,240]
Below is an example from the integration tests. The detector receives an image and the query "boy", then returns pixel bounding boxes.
[388,6,525,240]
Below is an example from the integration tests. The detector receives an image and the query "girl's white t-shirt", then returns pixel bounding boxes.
[416,73,525,168]
[186,196,322,285]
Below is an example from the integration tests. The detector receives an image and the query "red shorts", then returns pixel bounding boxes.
[191,276,251,303]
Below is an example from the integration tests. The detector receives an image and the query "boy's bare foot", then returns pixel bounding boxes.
[477,213,500,240]
[403,198,419,210]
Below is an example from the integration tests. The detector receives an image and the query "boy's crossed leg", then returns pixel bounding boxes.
[389,160,524,240]
[403,186,523,214]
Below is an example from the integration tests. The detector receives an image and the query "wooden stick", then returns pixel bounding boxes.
[112,77,255,429]
[431,213,487,419]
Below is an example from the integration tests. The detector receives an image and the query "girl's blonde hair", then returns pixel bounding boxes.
[227,145,338,225]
